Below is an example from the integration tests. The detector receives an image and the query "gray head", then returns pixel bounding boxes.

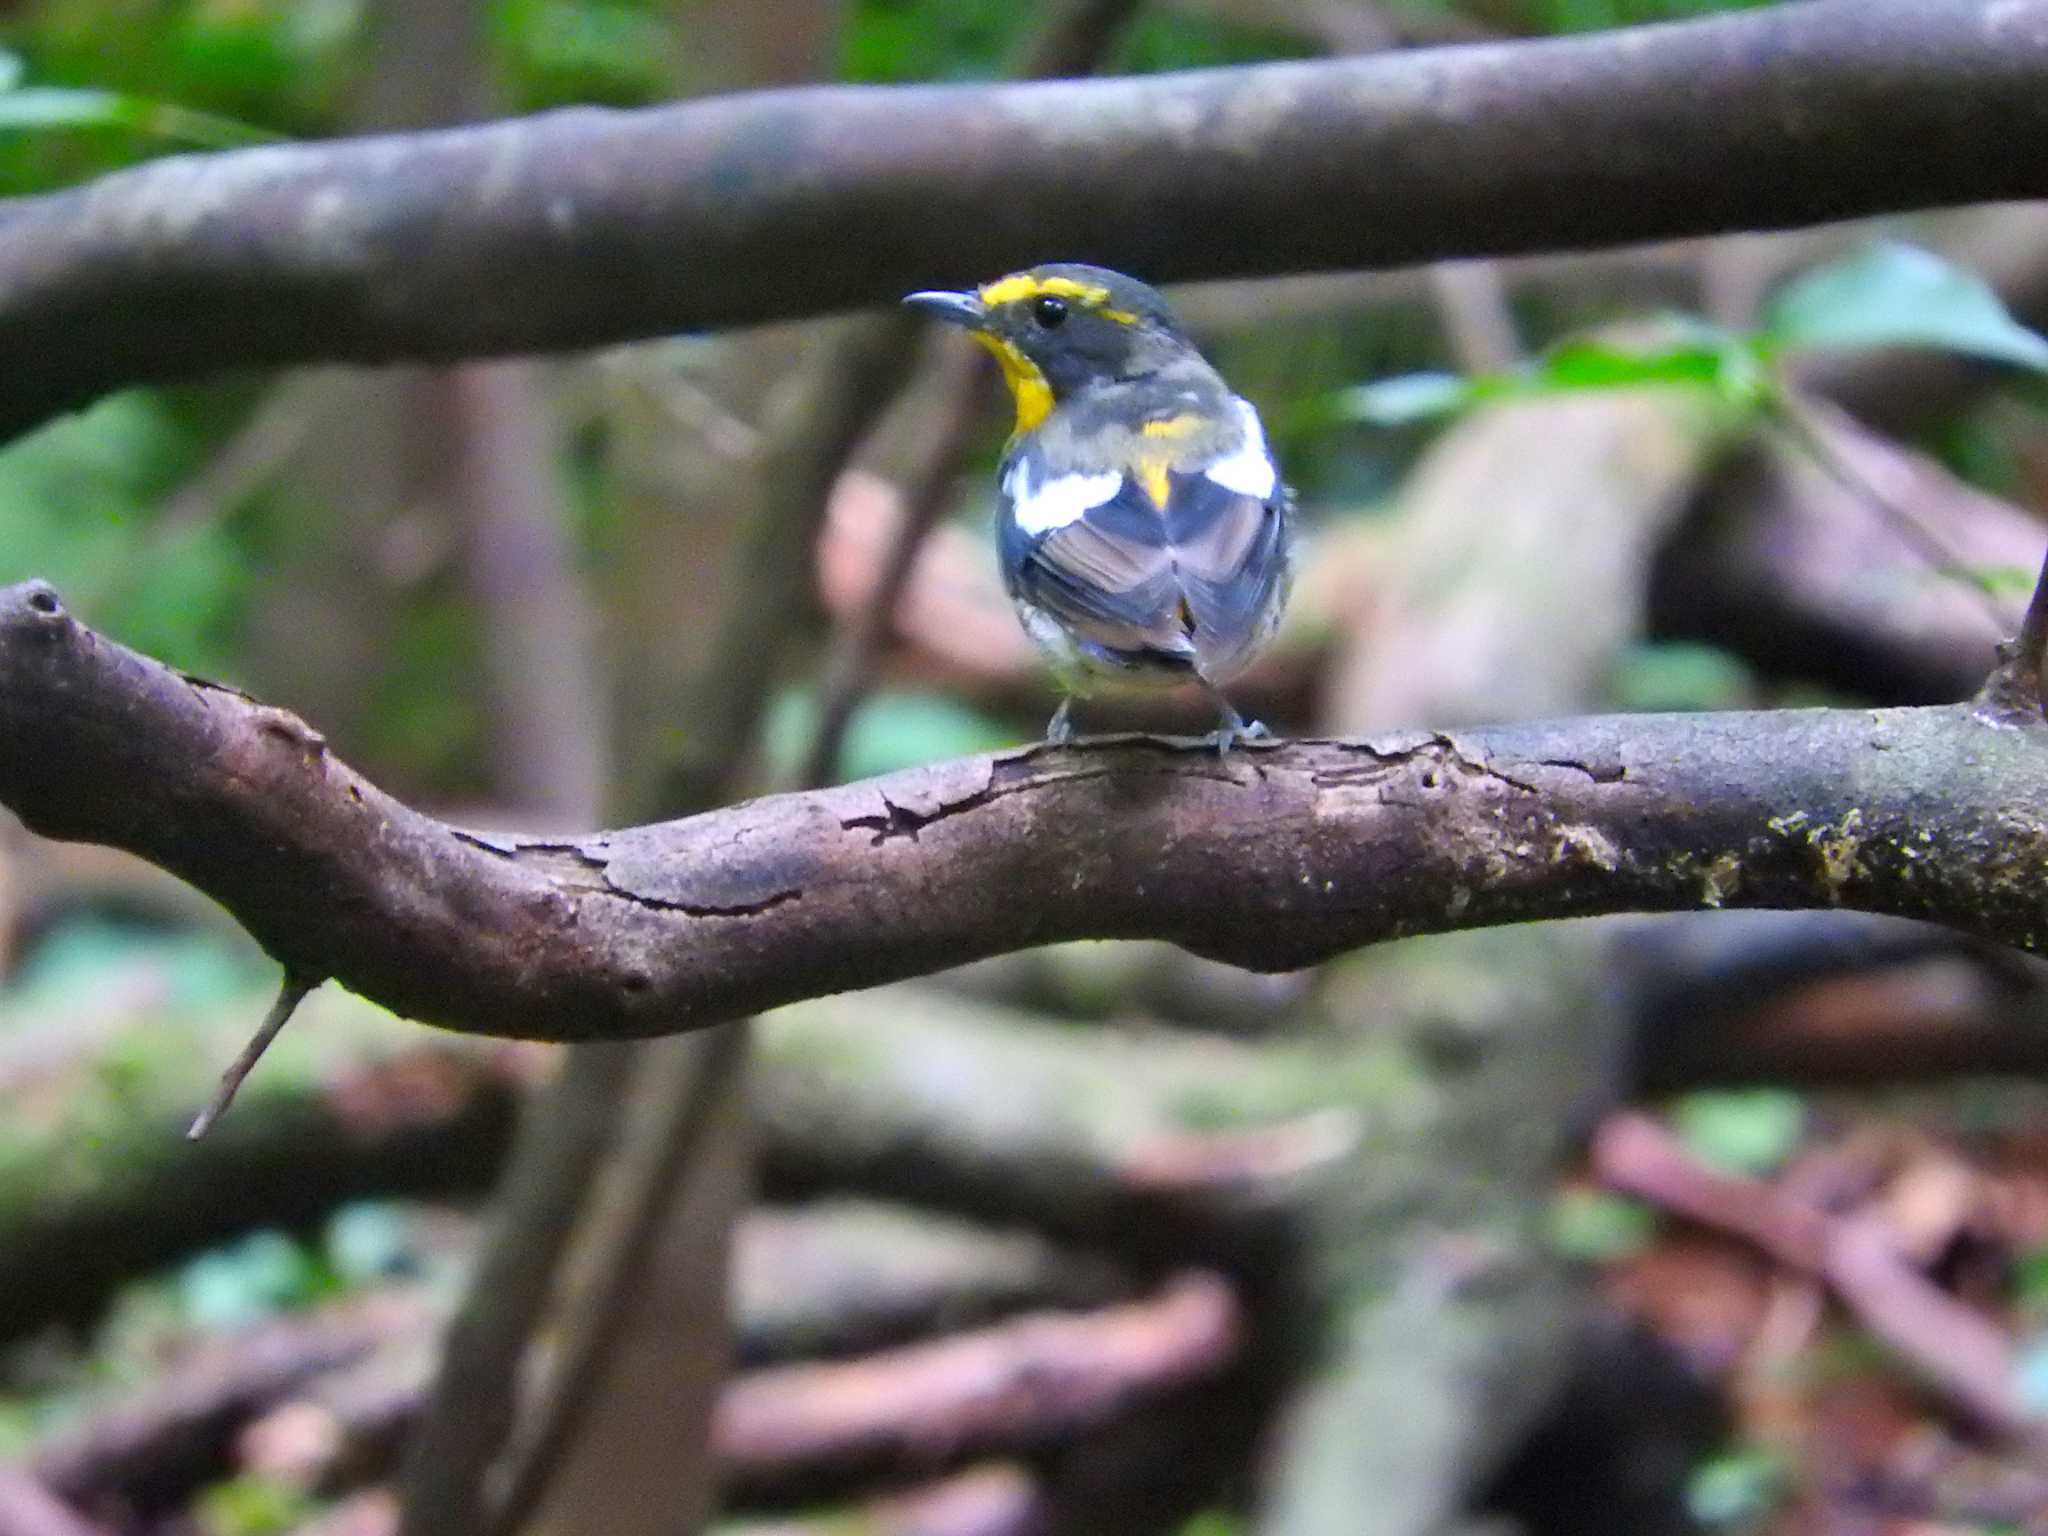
[904,263,1195,408]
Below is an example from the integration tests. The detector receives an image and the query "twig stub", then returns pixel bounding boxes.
[186,973,323,1139]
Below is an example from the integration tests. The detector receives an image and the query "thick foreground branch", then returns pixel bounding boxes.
[6,578,2048,1042]
[4,0,2048,434]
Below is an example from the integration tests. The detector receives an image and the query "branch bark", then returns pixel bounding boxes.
[5,0,2048,436]
[9,579,2048,1040]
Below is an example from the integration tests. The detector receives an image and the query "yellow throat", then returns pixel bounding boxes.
[971,332,1055,439]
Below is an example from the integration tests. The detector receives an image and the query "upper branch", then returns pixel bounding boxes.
[4,0,2048,436]
[5,578,2048,1043]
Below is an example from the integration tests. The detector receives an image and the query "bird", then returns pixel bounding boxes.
[903,263,1292,753]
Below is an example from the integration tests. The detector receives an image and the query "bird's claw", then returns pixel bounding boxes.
[1044,697,1076,747]
[1208,702,1268,757]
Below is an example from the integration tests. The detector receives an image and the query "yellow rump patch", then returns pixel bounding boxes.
[970,332,1054,437]
[1140,414,1203,440]
[1137,455,1173,510]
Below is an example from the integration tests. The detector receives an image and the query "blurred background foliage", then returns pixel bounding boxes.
[8,4,2048,1533]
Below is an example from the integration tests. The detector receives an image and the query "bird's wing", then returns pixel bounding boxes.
[998,399,1288,672]
[1000,464,1193,663]
[1164,464,1290,678]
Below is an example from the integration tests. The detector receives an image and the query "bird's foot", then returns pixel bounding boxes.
[1207,701,1269,757]
[1044,696,1077,747]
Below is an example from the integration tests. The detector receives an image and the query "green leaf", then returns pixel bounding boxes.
[178,1232,331,1329]
[0,87,280,148]
[840,0,1024,83]
[326,1203,417,1286]
[1327,371,1473,427]
[1764,241,2048,373]
[195,1473,314,1536]
[1686,1450,1786,1527]
[0,391,248,677]
[1547,1187,1656,1261]
[2018,1333,2048,1416]
[494,0,677,110]
[3,919,258,1015]
[1672,1089,1805,1177]
[0,87,131,130]
[846,693,1021,778]
[1531,319,1767,408]
[1537,336,1727,390]
[1114,11,1315,72]
[2017,1244,2048,1306]
[1610,642,1755,713]
[1952,563,2041,599]
[1320,317,1762,433]
[765,688,1013,782]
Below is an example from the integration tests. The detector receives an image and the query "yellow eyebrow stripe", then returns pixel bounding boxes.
[977,273,1112,308]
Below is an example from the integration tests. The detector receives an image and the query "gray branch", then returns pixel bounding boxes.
[5,578,2048,1044]
[4,0,2048,436]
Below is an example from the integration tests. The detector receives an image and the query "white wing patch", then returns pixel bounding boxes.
[1005,459,1122,536]
[1201,397,1278,501]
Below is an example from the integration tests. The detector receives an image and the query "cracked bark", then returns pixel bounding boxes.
[7,577,2048,1043]
[5,0,2048,437]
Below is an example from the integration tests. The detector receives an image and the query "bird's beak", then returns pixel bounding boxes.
[902,289,987,329]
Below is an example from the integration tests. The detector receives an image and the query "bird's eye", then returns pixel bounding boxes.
[1032,296,1069,329]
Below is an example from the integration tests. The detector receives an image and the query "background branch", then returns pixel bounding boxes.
[3,0,2048,436]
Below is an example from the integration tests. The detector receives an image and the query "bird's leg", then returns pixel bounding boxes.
[1205,691,1268,757]
[1045,696,1077,746]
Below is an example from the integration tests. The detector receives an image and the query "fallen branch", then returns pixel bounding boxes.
[718,1464,1046,1536]
[754,988,1356,1257]
[735,1202,1128,1367]
[12,936,2048,1351]
[1628,940,2048,1091]
[29,1204,1120,1510]
[712,1272,1238,1495]
[223,1276,1235,1504]
[3,1,2048,434]
[283,1466,1048,1536]
[1593,1113,2032,1439]
[8,580,2048,1047]
[0,975,1331,1341]
[30,1295,430,1508]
